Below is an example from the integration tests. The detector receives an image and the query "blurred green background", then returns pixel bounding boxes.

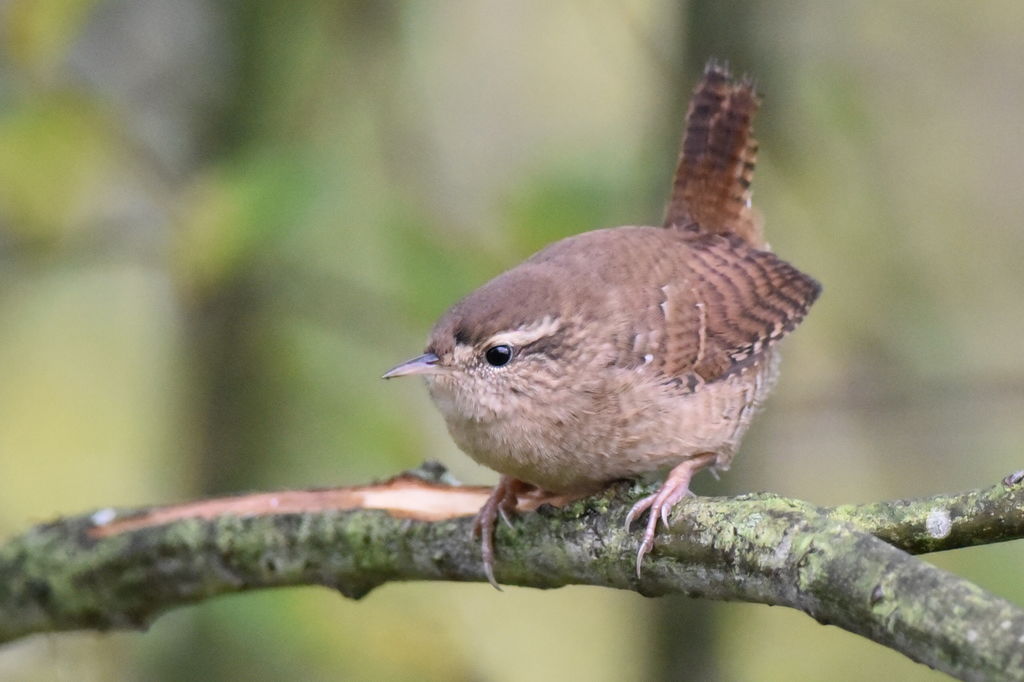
[2,1,1023,680]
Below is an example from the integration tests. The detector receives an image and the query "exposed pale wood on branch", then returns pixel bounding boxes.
[2,463,1023,681]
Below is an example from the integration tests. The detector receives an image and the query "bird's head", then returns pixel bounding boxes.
[383,265,574,422]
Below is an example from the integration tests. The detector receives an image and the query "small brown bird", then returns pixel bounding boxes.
[385,61,820,588]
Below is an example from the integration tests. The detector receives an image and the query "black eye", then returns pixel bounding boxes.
[484,344,513,367]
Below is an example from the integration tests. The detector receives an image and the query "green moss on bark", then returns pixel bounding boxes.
[2,475,1024,679]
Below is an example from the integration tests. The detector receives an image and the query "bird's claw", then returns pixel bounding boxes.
[627,490,688,578]
[473,477,524,590]
[624,453,717,578]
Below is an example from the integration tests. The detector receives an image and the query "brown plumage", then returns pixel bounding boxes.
[664,60,763,246]
[385,60,820,587]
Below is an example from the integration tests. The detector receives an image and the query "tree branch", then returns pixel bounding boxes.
[831,469,1024,553]
[2,465,1023,681]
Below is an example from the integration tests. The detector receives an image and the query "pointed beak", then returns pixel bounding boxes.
[382,352,445,379]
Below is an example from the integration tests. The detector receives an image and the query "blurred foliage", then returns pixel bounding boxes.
[5,0,96,76]
[2,1,1024,681]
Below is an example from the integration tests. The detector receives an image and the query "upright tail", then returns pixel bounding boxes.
[663,60,763,248]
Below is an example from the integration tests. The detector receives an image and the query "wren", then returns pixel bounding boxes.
[384,61,820,588]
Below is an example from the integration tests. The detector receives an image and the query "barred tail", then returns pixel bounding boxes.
[663,59,763,248]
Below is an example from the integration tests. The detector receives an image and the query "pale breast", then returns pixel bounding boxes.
[440,349,779,493]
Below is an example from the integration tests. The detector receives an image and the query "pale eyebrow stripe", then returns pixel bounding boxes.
[483,315,561,348]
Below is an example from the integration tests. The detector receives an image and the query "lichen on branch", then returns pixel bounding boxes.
[1,464,1023,681]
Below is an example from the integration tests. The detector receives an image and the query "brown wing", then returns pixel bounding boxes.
[663,60,762,248]
[626,233,820,387]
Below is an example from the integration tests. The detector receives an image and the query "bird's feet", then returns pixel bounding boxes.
[625,453,717,577]
[472,476,529,590]
[472,478,580,589]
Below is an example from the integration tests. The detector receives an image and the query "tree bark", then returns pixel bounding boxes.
[2,465,1023,681]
